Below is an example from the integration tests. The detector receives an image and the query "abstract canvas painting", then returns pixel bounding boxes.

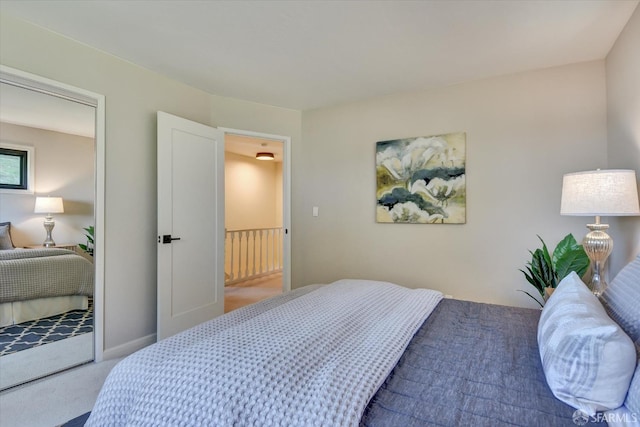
[376,132,466,224]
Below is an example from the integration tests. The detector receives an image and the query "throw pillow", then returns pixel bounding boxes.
[601,254,640,418]
[0,222,15,250]
[601,254,640,345]
[538,272,636,416]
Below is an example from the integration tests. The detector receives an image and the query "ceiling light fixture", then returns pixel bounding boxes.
[256,152,274,161]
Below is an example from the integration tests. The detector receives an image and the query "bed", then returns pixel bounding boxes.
[87,255,640,426]
[0,248,94,327]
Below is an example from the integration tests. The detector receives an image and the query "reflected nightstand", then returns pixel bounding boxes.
[24,243,78,251]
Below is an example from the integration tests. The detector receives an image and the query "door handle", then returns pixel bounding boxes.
[161,235,181,244]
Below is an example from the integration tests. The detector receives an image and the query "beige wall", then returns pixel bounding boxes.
[224,152,283,279]
[606,5,640,276]
[276,162,283,227]
[295,61,608,308]
[1,9,636,354]
[0,13,300,356]
[0,122,94,247]
[225,151,281,230]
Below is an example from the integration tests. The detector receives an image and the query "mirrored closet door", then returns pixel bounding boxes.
[0,77,97,389]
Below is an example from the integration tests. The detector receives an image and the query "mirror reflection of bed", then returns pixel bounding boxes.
[0,81,96,390]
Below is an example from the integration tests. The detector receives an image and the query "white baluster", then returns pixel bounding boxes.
[259,229,263,274]
[230,231,236,281]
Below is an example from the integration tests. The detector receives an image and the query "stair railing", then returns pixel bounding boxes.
[225,227,283,285]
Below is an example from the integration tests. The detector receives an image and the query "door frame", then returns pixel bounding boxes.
[219,127,291,292]
[0,65,106,361]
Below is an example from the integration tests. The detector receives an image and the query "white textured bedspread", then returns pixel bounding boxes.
[87,279,442,427]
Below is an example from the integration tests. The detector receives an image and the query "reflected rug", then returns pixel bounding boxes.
[0,305,93,356]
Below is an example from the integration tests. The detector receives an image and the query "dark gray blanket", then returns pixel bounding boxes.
[361,299,583,426]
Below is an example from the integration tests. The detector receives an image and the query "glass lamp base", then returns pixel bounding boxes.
[42,218,56,247]
[588,266,607,297]
[583,222,612,297]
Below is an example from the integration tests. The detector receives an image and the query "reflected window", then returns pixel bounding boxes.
[0,143,34,193]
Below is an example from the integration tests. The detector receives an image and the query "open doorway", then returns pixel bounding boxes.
[223,132,287,313]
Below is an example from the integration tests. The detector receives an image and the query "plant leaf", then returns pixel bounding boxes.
[83,226,95,244]
[519,235,561,303]
[519,267,544,295]
[538,235,552,266]
[555,248,590,279]
[518,290,544,308]
[531,247,555,288]
[552,233,578,266]
[553,233,590,279]
[537,236,557,287]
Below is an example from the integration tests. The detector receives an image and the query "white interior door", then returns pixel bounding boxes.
[157,111,224,341]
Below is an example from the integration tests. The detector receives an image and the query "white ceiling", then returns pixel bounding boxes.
[0,81,280,159]
[0,82,96,138]
[1,0,637,112]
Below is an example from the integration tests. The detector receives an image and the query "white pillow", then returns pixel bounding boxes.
[601,254,640,417]
[538,272,636,416]
[601,254,640,344]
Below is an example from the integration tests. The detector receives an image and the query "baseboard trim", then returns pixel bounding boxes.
[102,333,156,360]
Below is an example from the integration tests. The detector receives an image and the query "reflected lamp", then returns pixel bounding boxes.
[34,196,64,247]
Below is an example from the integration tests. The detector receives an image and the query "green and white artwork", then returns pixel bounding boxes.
[376,132,466,224]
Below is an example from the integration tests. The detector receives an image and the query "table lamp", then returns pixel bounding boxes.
[34,196,64,247]
[560,169,640,296]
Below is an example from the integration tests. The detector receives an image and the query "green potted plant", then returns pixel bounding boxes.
[519,233,589,307]
[78,225,94,256]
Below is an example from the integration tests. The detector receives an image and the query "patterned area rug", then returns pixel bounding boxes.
[0,305,93,356]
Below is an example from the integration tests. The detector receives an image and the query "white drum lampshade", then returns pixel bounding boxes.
[560,169,640,296]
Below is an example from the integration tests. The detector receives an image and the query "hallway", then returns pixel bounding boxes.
[224,273,283,313]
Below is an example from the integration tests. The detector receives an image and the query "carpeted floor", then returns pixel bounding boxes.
[1,356,122,427]
[0,305,93,356]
